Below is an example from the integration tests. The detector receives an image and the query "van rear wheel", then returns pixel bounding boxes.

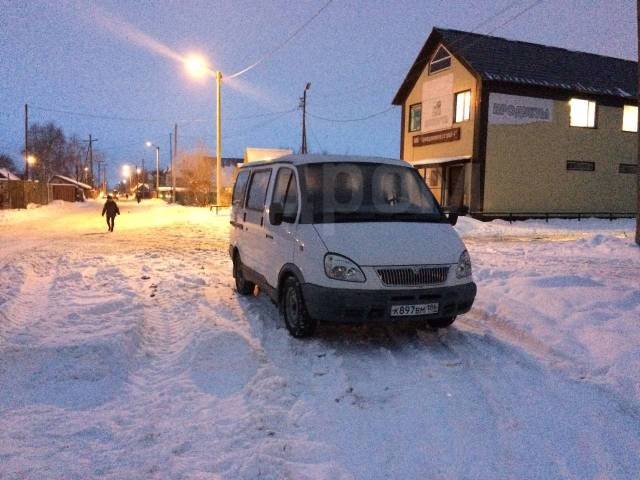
[280,277,317,338]
[427,316,456,329]
[233,254,254,295]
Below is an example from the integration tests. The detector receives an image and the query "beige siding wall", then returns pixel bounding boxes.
[484,99,637,213]
[402,55,477,163]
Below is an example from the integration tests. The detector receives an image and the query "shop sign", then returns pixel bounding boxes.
[422,74,454,132]
[413,127,461,146]
[489,93,553,124]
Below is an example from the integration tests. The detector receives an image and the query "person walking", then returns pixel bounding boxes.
[101,195,120,232]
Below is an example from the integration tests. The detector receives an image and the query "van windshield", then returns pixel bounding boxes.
[298,162,445,224]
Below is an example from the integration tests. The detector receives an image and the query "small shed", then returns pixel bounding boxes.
[49,175,93,202]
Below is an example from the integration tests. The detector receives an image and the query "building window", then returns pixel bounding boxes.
[569,98,596,128]
[454,90,471,123]
[622,105,638,132]
[619,163,637,174]
[409,103,422,132]
[567,161,595,172]
[428,45,451,75]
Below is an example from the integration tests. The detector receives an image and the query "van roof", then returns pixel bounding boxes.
[238,154,411,169]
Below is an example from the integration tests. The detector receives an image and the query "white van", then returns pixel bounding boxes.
[229,154,476,338]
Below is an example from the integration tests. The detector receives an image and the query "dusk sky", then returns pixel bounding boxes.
[0,0,636,183]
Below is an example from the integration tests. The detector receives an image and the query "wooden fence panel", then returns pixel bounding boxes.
[0,181,50,209]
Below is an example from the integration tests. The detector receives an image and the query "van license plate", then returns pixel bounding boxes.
[390,303,439,317]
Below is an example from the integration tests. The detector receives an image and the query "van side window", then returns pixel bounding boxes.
[271,168,299,223]
[246,169,271,211]
[232,170,250,207]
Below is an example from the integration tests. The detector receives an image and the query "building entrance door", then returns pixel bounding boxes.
[445,165,465,212]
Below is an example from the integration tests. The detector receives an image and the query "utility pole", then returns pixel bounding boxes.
[173,123,177,204]
[300,83,311,154]
[155,146,160,198]
[95,158,105,195]
[636,0,640,245]
[83,135,98,188]
[102,163,107,194]
[24,104,29,180]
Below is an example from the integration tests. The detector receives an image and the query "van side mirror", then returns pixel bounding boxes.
[447,212,459,226]
[269,203,284,226]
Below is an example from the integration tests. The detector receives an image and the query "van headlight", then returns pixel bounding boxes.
[455,250,472,279]
[324,253,366,283]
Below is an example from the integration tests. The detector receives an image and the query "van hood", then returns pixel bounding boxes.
[313,222,465,266]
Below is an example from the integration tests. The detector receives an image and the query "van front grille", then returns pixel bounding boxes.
[376,265,449,287]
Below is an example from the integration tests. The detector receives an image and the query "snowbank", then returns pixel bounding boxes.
[1,203,639,479]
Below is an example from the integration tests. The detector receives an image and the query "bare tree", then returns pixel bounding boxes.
[174,144,214,206]
[65,135,85,180]
[23,122,67,182]
[0,154,17,173]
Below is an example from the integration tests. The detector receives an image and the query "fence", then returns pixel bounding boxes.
[476,211,636,223]
[0,180,51,209]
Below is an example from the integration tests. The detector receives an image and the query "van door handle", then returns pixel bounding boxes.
[265,233,274,240]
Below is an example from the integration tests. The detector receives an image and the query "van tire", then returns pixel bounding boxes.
[233,254,254,295]
[280,277,317,338]
[427,316,456,329]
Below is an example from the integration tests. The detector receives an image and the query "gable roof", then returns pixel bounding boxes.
[0,168,20,180]
[49,174,92,190]
[393,27,637,105]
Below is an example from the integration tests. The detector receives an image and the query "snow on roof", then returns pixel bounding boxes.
[49,174,92,190]
[240,154,410,168]
[0,168,20,180]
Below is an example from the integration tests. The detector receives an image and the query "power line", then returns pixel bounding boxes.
[223,108,297,140]
[411,0,546,73]
[307,120,323,153]
[227,0,334,79]
[29,105,174,123]
[307,105,396,123]
[311,0,541,101]
[27,104,297,126]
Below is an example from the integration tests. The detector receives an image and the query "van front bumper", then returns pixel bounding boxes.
[301,282,477,324]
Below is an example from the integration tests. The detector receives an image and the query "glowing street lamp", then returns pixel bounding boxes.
[122,165,132,193]
[24,155,36,181]
[184,54,209,80]
[184,53,222,206]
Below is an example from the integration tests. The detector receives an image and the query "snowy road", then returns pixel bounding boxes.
[0,201,639,479]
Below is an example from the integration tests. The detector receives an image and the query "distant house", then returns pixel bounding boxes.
[0,168,20,181]
[49,175,93,202]
[393,27,637,217]
[244,148,293,163]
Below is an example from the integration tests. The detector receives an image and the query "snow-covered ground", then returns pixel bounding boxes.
[0,200,638,479]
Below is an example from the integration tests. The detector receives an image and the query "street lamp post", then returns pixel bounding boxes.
[215,70,222,206]
[184,54,222,206]
[122,165,131,195]
[146,142,160,198]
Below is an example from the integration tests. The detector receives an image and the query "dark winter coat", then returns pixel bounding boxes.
[102,199,120,218]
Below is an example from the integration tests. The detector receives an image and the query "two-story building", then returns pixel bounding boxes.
[392,28,638,218]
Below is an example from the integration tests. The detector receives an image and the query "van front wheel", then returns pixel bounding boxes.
[280,277,317,338]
